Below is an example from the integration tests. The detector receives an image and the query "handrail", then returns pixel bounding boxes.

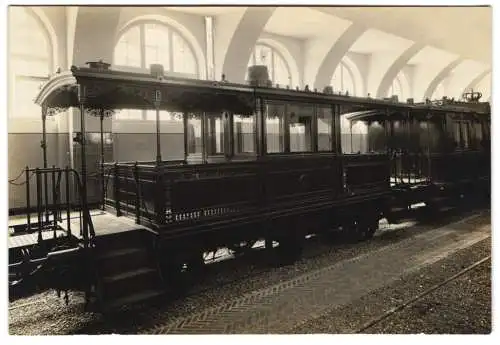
[21,166,95,248]
[105,162,154,224]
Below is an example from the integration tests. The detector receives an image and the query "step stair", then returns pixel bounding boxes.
[94,230,164,312]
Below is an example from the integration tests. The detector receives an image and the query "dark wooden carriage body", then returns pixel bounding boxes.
[33,64,489,245]
[65,67,397,251]
[346,99,490,211]
[11,62,489,310]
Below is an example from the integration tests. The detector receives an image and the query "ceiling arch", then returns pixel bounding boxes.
[423,58,463,100]
[376,42,424,99]
[312,23,366,91]
[220,7,276,84]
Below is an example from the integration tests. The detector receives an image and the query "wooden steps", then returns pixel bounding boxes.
[105,289,165,310]
[94,230,164,312]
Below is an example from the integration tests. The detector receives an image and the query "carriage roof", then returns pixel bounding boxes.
[34,63,490,118]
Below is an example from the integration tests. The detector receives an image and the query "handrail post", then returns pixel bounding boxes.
[155,166,166,225]
[36,169,42,244]
[25,166,31,232]
[114,162,121,216]
[65,167,71,238]
[51,165,57,238]
[134,162,141,224]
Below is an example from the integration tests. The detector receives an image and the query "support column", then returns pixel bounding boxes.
[41,105,49,223]
[99,109,105,210]
[77,84,89,245]
[183,112,189,161]
[154,90,162,164]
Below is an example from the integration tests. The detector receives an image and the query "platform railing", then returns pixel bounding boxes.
[389,150,431,186]
[428,150,489,184]
[103,162,158,225]
[104,156,344,228]
[21,166,95,248]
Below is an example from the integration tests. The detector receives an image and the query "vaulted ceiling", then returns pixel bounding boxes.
[317,6,491,64]
[167,6,492,66]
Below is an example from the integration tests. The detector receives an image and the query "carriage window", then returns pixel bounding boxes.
[341,115,368,154]
[453,121,461,149]
[233,114,256,154]
[265,103,285,153]
[419,120,442,152]
[288,104,314,153]
[317,106,333,151]
[205,113,225,155]
[187,113,202,155]
[474,122,483,148]
[460,121,470,149]
[367,121,386,153]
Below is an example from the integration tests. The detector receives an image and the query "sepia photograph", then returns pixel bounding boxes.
[3,0,493,338]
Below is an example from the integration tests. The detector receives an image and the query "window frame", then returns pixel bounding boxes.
[331,61,356,96]
[9,8,52,119]
[247,43,293,88]
[113,21,200,121]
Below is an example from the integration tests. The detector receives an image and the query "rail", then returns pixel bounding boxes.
[19,166,95,248]
[354,255,491,333]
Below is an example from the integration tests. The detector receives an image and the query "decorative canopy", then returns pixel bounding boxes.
[34,62,256,117]
[34,61,490,118]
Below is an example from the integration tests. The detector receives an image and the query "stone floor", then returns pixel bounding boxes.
[148,212,490,334]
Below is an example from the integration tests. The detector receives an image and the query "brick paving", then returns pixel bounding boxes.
[147,212,490,334]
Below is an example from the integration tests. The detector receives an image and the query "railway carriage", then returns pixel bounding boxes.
[8,61,490,311]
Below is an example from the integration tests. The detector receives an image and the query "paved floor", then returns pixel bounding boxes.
[59,211,151,237]
[147,212,490,334]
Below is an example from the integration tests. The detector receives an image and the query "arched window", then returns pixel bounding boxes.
[9,8,52,118]
[431,80,446,100]
[114,22,199,120]
[247,43,292,88]
[387,72,406,101]
[331,61,356,96]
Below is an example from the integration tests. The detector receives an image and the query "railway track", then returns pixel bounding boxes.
[354,255,491,333]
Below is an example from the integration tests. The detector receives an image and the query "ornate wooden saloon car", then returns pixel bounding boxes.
[8,61,490,311]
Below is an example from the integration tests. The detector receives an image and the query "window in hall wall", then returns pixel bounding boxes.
[387,74,405,101]
[113,21,199,120]
[247,43,293,88]
[114,25,142,68]
[331,61,356,96]
[9,8,52,119]
[431,80,445,100]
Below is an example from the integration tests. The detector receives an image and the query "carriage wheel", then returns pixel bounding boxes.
[162,251,206,297]
[357,217,379,241]
[344,216,379,243]
[229,240,258,257]
[273,235,304,266]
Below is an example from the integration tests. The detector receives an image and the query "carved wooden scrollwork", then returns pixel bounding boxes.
[85,108,116,118]
[46,106,69,117]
